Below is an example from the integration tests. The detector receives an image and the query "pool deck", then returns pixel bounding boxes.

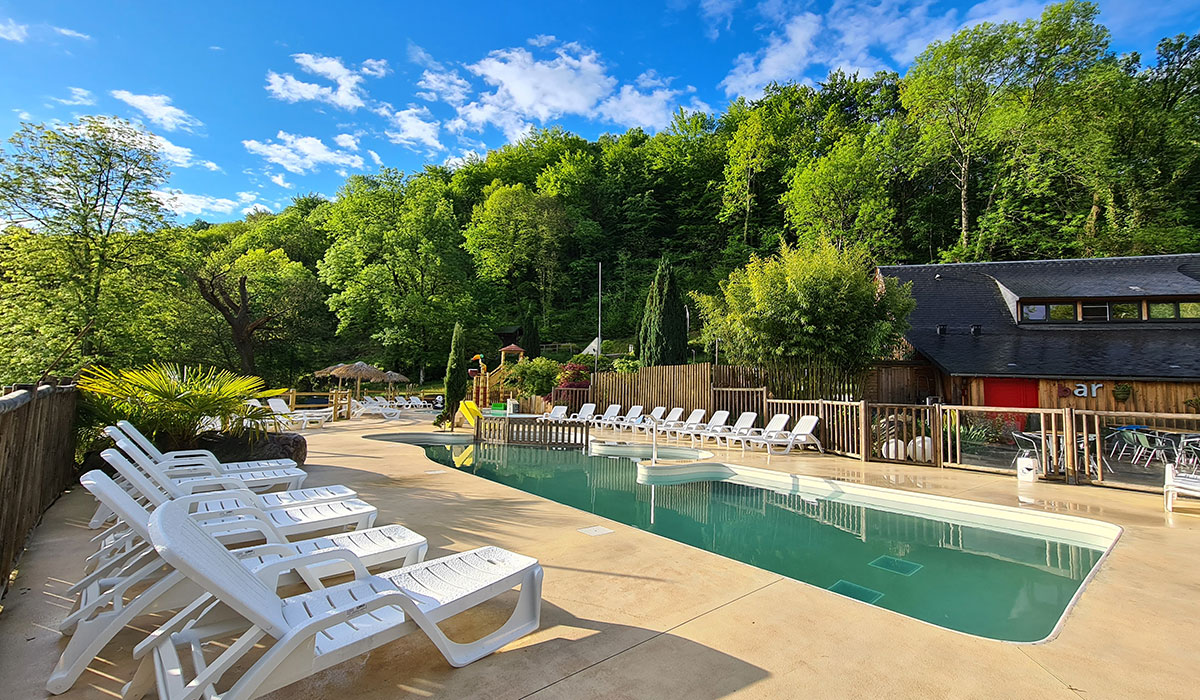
[3,417,1199,699]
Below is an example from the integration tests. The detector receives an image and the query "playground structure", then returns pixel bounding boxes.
[470,343,536,411]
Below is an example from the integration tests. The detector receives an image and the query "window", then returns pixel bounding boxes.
[1081,303,1109,321]
[1021,304,1047,321]
[1048,303,1076,321]
[1149,302,1177,319]
[1182,302,1200,319]
[1110,302,1141,320]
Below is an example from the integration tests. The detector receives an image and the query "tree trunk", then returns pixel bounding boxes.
[959,156,970,250]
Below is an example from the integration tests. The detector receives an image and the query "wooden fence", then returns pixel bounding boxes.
[475,416,589,448]
[0,384,78,599]
[592,363,715,415]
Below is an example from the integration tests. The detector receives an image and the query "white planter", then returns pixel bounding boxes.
[881,439,906,460]
[907,437,934,463]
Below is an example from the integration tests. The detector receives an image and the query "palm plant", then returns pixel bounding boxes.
[78,363,284,449]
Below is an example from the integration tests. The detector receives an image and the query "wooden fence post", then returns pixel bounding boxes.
[287,388,297,409]
[858,399,870,462]
[931,403,944,468]
[1063,407,1076,484]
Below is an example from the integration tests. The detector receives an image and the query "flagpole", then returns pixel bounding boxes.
[595,261,602,375]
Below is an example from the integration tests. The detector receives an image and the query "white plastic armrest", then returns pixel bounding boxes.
[252,548,371,589]
[163,449,218,461]
[175,488,262,511]
[162,464,221,478]
[173,475,254,494]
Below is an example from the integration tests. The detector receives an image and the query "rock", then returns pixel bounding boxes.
[252,432,308,465]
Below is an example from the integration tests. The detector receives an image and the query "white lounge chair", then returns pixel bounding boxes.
[1166,462,1200,512]
[100,448,378,542]
[747,415,823,455]
[679,410,729,445]
[702,411,758,447]
[89,422,309,529]
[106,427,309,494]
[658,409,706,440]
[639,407,681,435]
[590,404,621,428]
[603,405,643,431]
[407,395,432,408]
[47,470,427,695]
[726,413,791,450]
[629,406,667,434]
[567,402,596,422]
[124,499,543,699]
[267,398,332,429]
[537,405,568,422]
[115,420,296,471]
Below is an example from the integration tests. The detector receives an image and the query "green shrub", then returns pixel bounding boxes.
[612,356,642,374]
[78,363,282,449]
[569,352,614,372]
[507,356,562,397]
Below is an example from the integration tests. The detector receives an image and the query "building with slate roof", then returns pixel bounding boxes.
[876,254,1200,412]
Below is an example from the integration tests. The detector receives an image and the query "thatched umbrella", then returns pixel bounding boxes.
[382,370,410,398]
[314,363,345,377]
[331,361,386,398]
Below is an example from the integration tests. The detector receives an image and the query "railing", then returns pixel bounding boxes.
[766,399,863,459]
[712,387,766,428]
[0,384,78,598]
[867,403,937,465]
[1075,409,1200,489]
[283,389,353,419]
[549,387,591,413]
[475,416,589,447]
[940,405,1067,478]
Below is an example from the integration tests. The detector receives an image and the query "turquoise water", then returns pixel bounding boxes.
[422,443,1106,642]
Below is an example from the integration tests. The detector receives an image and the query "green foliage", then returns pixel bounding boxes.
[436,322,468,428]
[77,363,283,449]
[638,260,689,366]
[568,353,613,372]
[557,362,592,388]
[612,356,642,374]
[506,356,561,397]
[694,238,915,373]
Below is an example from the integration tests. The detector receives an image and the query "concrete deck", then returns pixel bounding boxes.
[2,417,1199,699]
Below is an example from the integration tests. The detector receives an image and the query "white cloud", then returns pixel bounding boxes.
[368,149,383,166]
[209,45,223,51]
[51,87,95,106]
[963,0,1045,28]
[360,58,390,77]
[13,109,32,120]
[0,18,27,42]
[416,67,472,106]
[149,133,219,171]
[720,12,821,97]
[333,133,359,150]
[242,131,365,174]
[243,202,272,215]
[454,44,616,139]
[270,172,293,189]
[52,26,90,40]
[154,189,240,217]
[635,70,670,89]
[110,90,203,132]
[527,34,557,48]
[382,106,444,152]
[265,53,385,111]
[700,0,741,39]
[598,85,708,130]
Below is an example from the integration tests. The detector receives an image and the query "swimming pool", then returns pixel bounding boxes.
[421,443,1118,642]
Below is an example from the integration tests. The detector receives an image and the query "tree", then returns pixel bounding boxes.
[0,117,171,370]
[438,322,468,430]
[693,239,915,373]
[638,260,688,366]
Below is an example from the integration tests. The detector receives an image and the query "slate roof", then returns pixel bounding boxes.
[878,255,1200,380]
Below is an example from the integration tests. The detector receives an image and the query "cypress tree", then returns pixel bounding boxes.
[638,260,688,366]
[522,308,541,359]
[438,321,468,430]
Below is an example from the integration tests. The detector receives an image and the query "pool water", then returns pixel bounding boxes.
[422,444,1107,642]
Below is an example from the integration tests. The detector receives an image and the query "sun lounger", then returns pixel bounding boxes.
[747,415,823,455]
[701,411,758,446]
[726,413,791,449]
[602,405,643,431]
[47,470,426,694]
[629,406,668,434]
[590,404,621,428]
[123,499,542,699]
[537,405,569,422]
[1166,461,1200,512]
[679,410,729,444]
[658,409,706,440]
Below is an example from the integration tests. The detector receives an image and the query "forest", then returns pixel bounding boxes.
[1,1,1198,387]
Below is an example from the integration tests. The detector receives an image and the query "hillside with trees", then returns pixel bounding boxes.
[2,2,1198,386]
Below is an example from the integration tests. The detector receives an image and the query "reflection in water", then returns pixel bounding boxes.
[424,443,1104,642]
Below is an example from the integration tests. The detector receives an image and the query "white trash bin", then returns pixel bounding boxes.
[1016,456,1038,482]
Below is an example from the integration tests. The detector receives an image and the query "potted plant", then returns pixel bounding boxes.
[1111,383,1133,402]
[1184,397,1200,412]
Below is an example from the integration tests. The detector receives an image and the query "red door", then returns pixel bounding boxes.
[982,378,1040,431]
[983,378,1040,408]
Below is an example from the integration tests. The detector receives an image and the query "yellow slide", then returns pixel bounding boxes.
[458,400,483,427]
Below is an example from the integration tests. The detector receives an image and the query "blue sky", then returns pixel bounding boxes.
[2,0,1197,221]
